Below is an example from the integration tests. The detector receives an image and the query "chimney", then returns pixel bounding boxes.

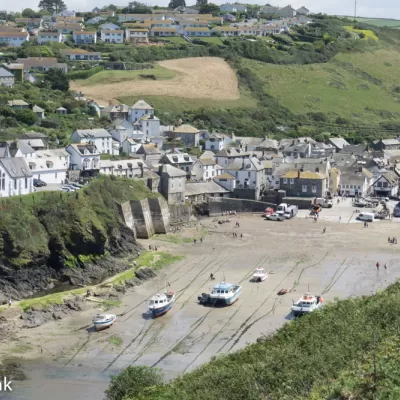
[242,157,245,169]
[292,139,295,145]
[297,169,300,178]
[315,167,319,173]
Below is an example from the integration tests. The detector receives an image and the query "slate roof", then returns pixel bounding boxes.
[199,150,216,160]
[137,143,160,155]
[185,181,229,196]
[74,129,111,138]
[173,124,199,134]
[281,170,326,179]
[0,157,32,178]
[163,153,193,164]
[131,100,153,110]
[197,158,216,166]
[215,172,235,180]
[161,164,186,177]
[32,105,44,113]
[7,100,29,106]
[328,137,350,149]
[0,67,14,78]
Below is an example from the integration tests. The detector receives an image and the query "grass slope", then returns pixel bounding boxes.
[355,17,400,27]
[242,49,400,123]
[74,66,177,87]
[119,280,400,400]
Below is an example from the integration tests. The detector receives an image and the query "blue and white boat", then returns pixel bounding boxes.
[148,291,175,318]
[209,282,241,306]
[92,313,116,331]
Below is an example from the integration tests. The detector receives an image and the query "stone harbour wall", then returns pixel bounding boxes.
[208,197,276,216]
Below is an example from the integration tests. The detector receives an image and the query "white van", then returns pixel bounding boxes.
[357,212,374,222]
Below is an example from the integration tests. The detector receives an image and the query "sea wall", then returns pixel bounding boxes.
[282,197,314,209]
[169,204,192,225]
[208,197,276,216]
[119,197,172,239]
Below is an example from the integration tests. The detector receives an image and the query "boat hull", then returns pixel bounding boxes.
[210,288,241,306]
[253,274,268,282]
[93,316,116,331]
[291,304,322,316]
[150,300,174,317]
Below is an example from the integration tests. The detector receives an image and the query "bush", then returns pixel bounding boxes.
[15,109,37,125]
[68,66,104,80]
[105,366,164,400]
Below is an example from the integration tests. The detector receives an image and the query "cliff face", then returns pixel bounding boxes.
[0,176,159,300]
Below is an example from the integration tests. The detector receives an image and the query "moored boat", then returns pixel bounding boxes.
[148,291,175,318]
[208,282,241,306]
[92,313,116,331]
[252,267,269,282]
[291,292,323,316]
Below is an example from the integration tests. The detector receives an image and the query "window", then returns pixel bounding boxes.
[350,185,353,189]
[0,172,4,191]
[14,179,17,190]
[55,172,58,179]
[248,172,251,177]
[283,178,288,184]
[312,185,317,193]
[25,178,28,189]
[302,185,308,192]
[290,178,294,184]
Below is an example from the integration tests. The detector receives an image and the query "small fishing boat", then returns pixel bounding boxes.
[291,292,323,316]
[208,282,241,306]
[252,267,269,282]
[148,291,175,318]
[92,313,116,331]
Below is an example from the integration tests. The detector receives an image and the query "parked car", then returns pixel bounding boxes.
[265,213,284,221]
[33,178,47,187]
[357,212,374,222]
[71,183,83,189]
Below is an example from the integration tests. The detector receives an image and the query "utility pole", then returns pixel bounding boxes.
[354,0,357,23]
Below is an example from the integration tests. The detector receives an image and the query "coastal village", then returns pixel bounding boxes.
[0,97,399,211]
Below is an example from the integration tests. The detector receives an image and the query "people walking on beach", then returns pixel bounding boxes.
[155,246,158,251]
[241,233,243,239]
[194,238,197,244]
[376,262,380,270]
[322,227,326,234]
[384,263,387,270]
[389,237,391,243]
[339,216,341,222]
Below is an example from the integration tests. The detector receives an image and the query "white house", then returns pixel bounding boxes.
[71,129,113,154]
[192,158,220,181]
[339,167,373,197]
[0,158,33,197]
[205,133,233,152]
[66,143,100,174]
[99,23,120,30]
[125,28,149,43]
[130,100,154,122]
[100,29,124,44]
[161,153,193,176]
[214,172,236,192]
[121,138,142,156]
[371,172,399,197]
[99,159,144,178]
[5,140,36,159]
[140,114,160,138]
[60,49,102,61]
[37,31,62,44]
[73,31,97,44]
[0,31,29,47]
[28,149,69,184]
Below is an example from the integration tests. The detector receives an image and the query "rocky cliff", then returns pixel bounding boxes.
[0,176,160,300]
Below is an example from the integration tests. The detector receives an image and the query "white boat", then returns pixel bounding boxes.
[92,313,116,331]
[252,267,269,282]
[148,291,175,318]
[209,282,241,306]
[291,292,324,316]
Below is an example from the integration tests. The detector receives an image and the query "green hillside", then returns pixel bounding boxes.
[241,49,400,124]
[107,281,400,400]
[354,17,400,28]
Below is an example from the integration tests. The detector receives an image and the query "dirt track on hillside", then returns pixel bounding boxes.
[70,57,240,104]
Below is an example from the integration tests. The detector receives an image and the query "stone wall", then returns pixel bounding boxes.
[208,197,276,216]
[261,189,286,205]
[282,197,313,209]
[169,204,192,224]
[130,199,155,239]
[119,201,137,237]
[148,197,170,234]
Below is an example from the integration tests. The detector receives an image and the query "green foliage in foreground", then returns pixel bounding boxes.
[0,176,159,268]
[108,281,400,400]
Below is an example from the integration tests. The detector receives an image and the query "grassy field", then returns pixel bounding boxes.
[196,37,224,45]
[355,17,400,27]
[74,66,177,87]
[344,25,379,40]
[156,36,188,44]
[242,49,400,122]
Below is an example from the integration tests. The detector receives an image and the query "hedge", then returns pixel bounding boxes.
[68,66,104,80]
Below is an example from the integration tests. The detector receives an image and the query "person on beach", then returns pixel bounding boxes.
[8,298,11,307]
[376,262,380,270]
[194,239,197,244]
[200,237,203,243]
[241,233,243,239]
[339,216,341,222]
[389,237,391,243]
[322,227,326,234]
[384,263,387,270]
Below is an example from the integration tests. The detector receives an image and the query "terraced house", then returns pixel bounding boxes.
[182,27,211,36]
[16,57,68,73]
[100,29,124,43]
[0,31,29,46]
[150,27,177,37]
[55,22,84,34]
[73,31,97,44]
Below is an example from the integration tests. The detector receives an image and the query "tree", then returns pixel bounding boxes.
[38,0,67,14]
[196,0,207,7]
[15,109,37,125]
[199,2,219,14]
[43,68,69,91]
[168,0,185,9]
[105,366,164,400]
[22,8,38,17]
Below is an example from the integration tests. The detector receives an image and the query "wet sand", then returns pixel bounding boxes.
[2,211,400,399]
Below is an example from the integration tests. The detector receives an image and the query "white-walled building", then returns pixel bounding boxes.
[214,172,236,192]
[125,28,149,43]
[100,29,124,43]
[0,158,33,197]
[140,114,160,138]
[37,31,63,44]
[191,158,220,181]
[71,129,113,154]
[205,133,233,152]
[73,31,97,44]
[99,159,144,178]
[66,143,100,174]
[0,31,29,47]
[130,100,154,122]
[28,149,70,184]
[121,138,142,155]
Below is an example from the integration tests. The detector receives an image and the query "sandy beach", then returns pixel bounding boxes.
[2,201,400,400]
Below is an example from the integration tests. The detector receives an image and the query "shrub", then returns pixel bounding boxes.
[68,66,104,80]
[15,109,37,125]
